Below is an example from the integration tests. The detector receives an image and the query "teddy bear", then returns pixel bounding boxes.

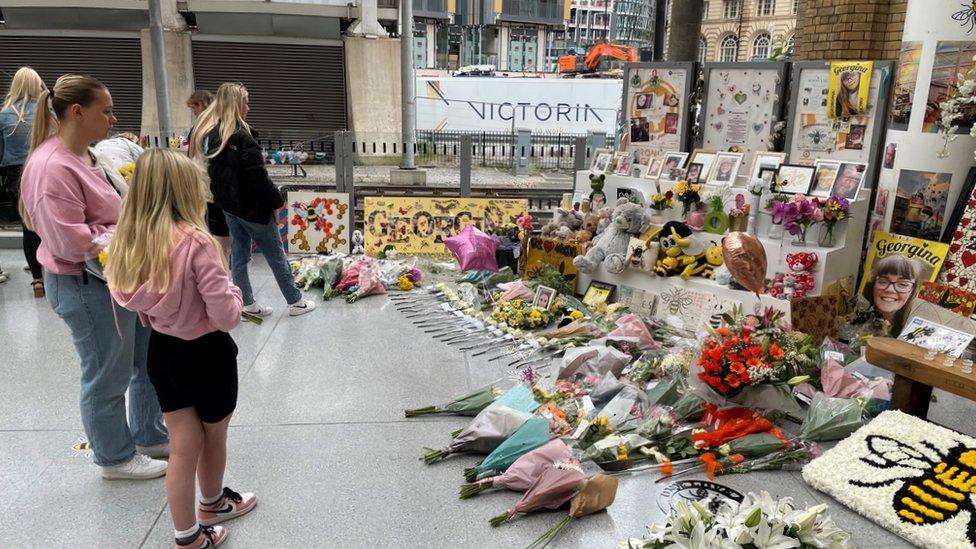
[654,221,707,277]
[574,213,600,249]
[573,198,652,274]
[541,208,584,240]
[351,230,365,255]
[680,239,724,280]
[769,252,818,299]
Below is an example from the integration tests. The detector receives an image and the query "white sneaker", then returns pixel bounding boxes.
[243,303,273,317]
[101,453,168,480]
[288,299,316,316]
[136,443,169,459]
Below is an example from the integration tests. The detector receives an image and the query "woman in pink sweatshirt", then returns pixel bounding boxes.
[107,149,257,549]
[19,74,169,479]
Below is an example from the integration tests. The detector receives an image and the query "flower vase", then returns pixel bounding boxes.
[768,221,784,239]
[650,211,666,225]
[746,194,761,234]
[818,223,836,248]
[792,225,809,246]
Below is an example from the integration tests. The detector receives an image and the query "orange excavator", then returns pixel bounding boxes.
[558,42,637,77]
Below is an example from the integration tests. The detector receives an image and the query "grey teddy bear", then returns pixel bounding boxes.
[541,208,584,240]
[573,198,651,274]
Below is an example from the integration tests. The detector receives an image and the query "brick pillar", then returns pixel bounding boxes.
[795,0,907,61]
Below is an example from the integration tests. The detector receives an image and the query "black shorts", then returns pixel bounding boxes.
[147,330,239,423]
[207,203,230,237]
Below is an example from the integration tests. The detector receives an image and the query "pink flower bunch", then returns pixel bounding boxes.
[771,194,820,236]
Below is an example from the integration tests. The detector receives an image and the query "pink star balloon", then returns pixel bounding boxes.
[444,224,499,272]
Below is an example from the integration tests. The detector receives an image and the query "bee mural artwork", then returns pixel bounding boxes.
[849,434,976,542]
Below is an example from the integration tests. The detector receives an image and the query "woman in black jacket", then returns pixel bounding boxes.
[189,83,314,317]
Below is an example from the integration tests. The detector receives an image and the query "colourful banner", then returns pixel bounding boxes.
[827,61,873,119]
[363,197,529,255]
[521,237,582,294]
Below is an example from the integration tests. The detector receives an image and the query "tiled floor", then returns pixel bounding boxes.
[0,249,970,548]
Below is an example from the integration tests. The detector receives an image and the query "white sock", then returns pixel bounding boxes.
[175,523,200,543]
[200,493,222,506]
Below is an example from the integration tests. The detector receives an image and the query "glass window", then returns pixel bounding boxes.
[786,34,795,52]
[699,37,707,64]
[720,35,738,62]
[792,0,798,15]
[752,32,771,59]
[757,0,774,16]
[724,0,740,19]
[703,1,709,19]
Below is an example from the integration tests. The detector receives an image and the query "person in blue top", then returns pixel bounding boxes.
[0,67,46,296]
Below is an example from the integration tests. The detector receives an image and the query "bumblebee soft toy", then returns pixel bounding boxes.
[654,221,705,276]
[680,240,724,280]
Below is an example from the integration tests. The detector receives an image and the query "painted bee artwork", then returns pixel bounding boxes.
[953,1,976,33]
[808,129,828,145]
[849,435,976,542]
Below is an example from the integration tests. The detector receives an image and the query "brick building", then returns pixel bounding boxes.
[793,0,908,60]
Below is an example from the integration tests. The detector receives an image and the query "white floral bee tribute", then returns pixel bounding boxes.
[803,410,976,549]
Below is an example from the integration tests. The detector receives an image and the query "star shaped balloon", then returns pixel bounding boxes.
[444,224,499,272]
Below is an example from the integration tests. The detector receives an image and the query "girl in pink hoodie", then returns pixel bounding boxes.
[107,149,257,549]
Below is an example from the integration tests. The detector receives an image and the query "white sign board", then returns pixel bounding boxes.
[416,77,621,134]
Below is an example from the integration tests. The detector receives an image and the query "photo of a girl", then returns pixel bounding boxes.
[861,255,921,335]
[835,71,861,117]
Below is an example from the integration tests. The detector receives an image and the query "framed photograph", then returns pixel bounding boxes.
[607,151,628,174]
[689,149,718,182]
[809,160,842,197]
[590,148,612,173]
[776,164,817,194]
[685,162,705,184]
[644,157,664,180]
[758,166,779,189]
[582,281,616,309]
[830,162,868,200]
[629,117,650,143]
[532,285,558,310]
[616,152,635,176]
[635,92,654,110]
[749,152,786,181]
[662,151,689,173]
[707,152,744,186]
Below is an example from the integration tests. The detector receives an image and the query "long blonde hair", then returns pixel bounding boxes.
[106,149,224,293]
[188,83,249,159]
[21,74,107,230]
[2,67,46,126]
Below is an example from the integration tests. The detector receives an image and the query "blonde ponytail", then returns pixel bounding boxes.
[188,83,249,160]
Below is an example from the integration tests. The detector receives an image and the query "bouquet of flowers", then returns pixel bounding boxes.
[620,491,854,549]
[771,194,823,240]
[491,299,553,329]
[460,439,573,499]
[489,461,585,526]
[464,417,552,481]
[813,195,850,247]
[649,191,674,212]
[403,384,503,417]
[693,308,816,411]
[673,180,703,216]
[118,162,136,182]
[527,474,619,549]
[798,394,865,442]
[422,405,533,464]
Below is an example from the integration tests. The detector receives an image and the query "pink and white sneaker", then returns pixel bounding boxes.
[198,487,258,526]
[175,525,227,548]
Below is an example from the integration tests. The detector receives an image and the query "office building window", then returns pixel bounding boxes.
[720,35,738,62]
[699,37,708,64]
[724,0,740,19]
[757,0,774,16]
[752,32,771,59]
[792,0,798,14]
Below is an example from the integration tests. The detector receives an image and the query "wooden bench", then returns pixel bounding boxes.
[865,337,976,419]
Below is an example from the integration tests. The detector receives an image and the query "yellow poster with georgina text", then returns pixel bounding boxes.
[828,61,873,119]
[363,197,529,255]
[858,231,949,296]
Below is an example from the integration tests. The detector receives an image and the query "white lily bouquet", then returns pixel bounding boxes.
[620,491,853,549]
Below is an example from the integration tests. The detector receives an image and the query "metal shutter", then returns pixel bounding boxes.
[0,36,143,133]
[192,41,347,141]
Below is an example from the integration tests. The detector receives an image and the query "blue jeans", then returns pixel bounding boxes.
[225,212,301,306]
[45,272,168,466]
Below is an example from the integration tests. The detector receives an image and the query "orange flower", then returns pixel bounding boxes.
[770,342,785,360]
[661,460,673,475]
[717,326,730,337]
[730,361,746,374]
[725,374,742,388]
[746,357,762,368]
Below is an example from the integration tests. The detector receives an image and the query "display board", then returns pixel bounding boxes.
[698,62,788,181]
[286,191,351,254]
[363,197,529,256]
[784,61,894,193]
[620,62,696,159]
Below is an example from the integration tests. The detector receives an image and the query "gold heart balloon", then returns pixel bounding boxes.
[722,232,767,296]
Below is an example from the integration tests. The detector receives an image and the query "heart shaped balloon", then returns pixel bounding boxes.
[722,232,767,296]
[444,224,499,272]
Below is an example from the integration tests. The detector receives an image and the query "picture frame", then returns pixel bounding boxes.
[809,160,843,197]
[776,164,817,194]
[582,281,616,309]
[644,156,665,180]
[532,285,558,310]
[685,162,705,184]
[688,149,718,183]
[609,151,630,174]
[591,149,613,173]
[616,151,636,176]
[707,152,744,186]
[749,152,786,181]
[758,166,779,189]
[662,151,690,172]
[830,161,868,200]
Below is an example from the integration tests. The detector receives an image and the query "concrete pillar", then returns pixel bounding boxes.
[427,22,437,68]
[536,27,546,72]
[348,0,389,38]
[794,0,906,61]
[344,36,403,154]
[140,29,194,139]
[498,25,510,70]
[876,0,976,237]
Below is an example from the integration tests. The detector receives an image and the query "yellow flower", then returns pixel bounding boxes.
[674,180,688,195]
[529,310,543,322]
[118,162,136,182]
[569,310,584,321]
[97,249,108,266]
[398,275,414,291]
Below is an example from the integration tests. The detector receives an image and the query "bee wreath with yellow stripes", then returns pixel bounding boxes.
[803,410,976,548]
